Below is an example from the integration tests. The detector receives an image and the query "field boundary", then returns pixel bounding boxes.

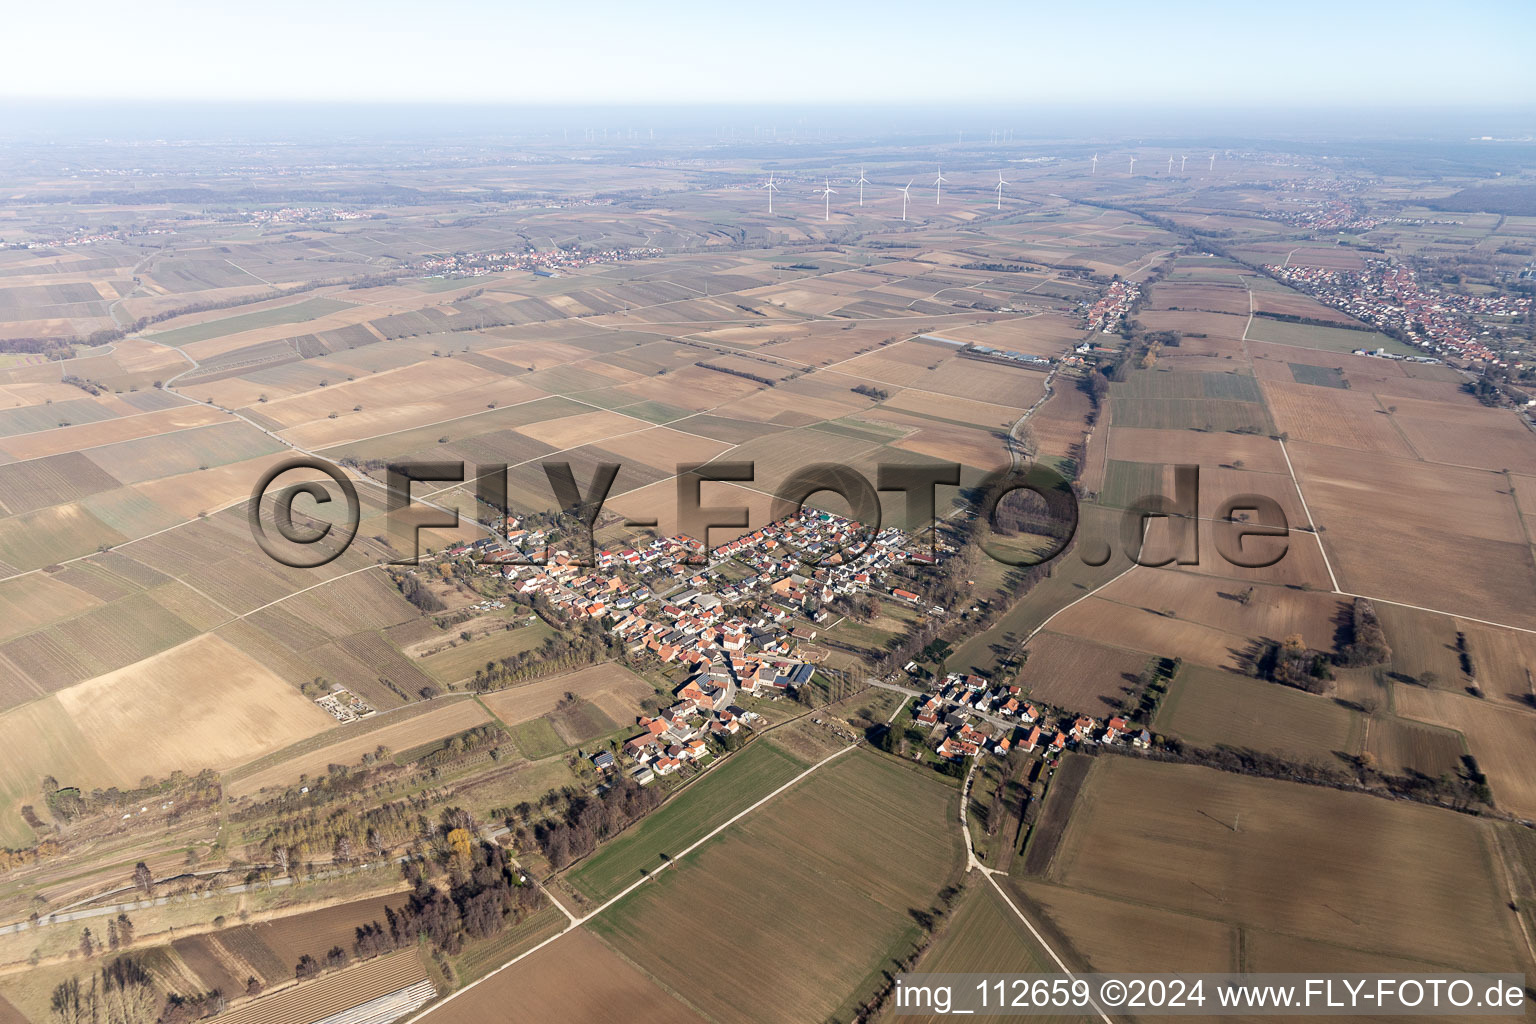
[398,740,859,1024]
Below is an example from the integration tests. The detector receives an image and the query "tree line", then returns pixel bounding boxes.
[49,952,222,1024]
[526,777,666,870]
[340,837,542,962]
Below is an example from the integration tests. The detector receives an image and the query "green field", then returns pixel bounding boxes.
[589,748,962,1024]
[1153,664,1363,763]
[1112,370,1260,402]
[1247,317,1419,357]
[887,885,1081,1024]
[1288,362,1349,388]
[822,614,900,654]
[615,399,693,424]
[1109,397,1274,432]
[1107,370,1273,432]
[449,903,568,984]
[145,297,357,346]
[508,716,566,759]
[419,619,556,683]
[565,738,809,902]
[1200,373,1264,401]
[1100,459,1163,509]
[549,697,618,745]
[0,505,126,575]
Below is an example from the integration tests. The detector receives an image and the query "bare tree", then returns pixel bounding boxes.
[131,862,153,898]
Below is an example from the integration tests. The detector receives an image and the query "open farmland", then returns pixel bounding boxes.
[416,618,555,683]
[144,297,358,347]
[1445,619,1536,709]
[1099,458,1167,510]
[0,574,101,644]
[884,885,1081,1024]
[1093,574,1345,654]
[1047,569,1348,673]
[1382,393,1536,475]
[477,663,657,730]
[0,589,203,695]
[1109,393,1273,433]
[1245,316,1416,356]
[1016,632,1151,714]
[1,123,1533,1020]
[1011,880,1238,974]
[1288,442,1536,630]
[169,936,244,995]
[1105,426,1290,473]
[1393,684,1536,821]
[226,695,493,798]
[1372,602,1474,689]
[1153,664,1363,763]
[590,749,962,1024]
[252,893,413,968]
[1261,381,1417,456]
[565,738,809,903]
[1043,757,1527,971]
[0,502,131,572]
[1366,715,1466,779]
[0,404,227,463]
[51,635,335,779]
[1147,281,1253,316]
[420,928,702,1024]
[211,949,429,1024]
[0,634,333,839]
[1250,290,1363,325]
[81,420,287,483]
[944,505,1131,678]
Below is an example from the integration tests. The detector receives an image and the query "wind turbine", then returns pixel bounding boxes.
[762,172,780,214]
[1181,155,1187,173]
[1167,156,1174,174]
[995,171,1008,210]
[1129,157,1136,176]
[899,180,913,221]
[817,177,837,222]
[856,166,870,206]
[1210,153,1216,171]
[1091,153,1098,176]
[933,166,948,206]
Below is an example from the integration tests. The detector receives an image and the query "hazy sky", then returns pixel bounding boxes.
[5,0,1533,106]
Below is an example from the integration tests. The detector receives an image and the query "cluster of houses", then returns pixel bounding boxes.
[407,244,662,281]
[446,506,1173,783]
[1267,259,1532,366]
[17,224,174,249]
[1273,197,1379,233]
[1264,180,1379,233]
[615,694,763,783]
[472,508,949,781]
[485,509,934,664]
[919,673,1150,763]
[237,206,373,225]
[1082,279,1141,333]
